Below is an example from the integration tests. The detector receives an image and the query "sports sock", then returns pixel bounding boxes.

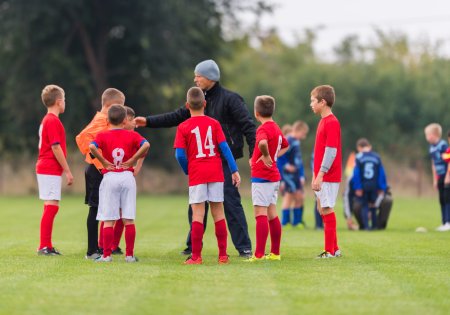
[39,204,59,249]
[87,206,99,254]
[293,207,303,225]
[124,224,136,257]
[255,215,269,258]
[214,219,228,257]
[369,207,377,229]
[102,226,113,257]
[281,208,290,225]
[112,219,124,250]
[191,221,204,260]
[323,212,337,254]
[269,216,282,255]
[98,221,104,249]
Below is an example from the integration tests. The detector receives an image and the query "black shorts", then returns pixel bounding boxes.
[84,164,103,207]
[281,171,302,193]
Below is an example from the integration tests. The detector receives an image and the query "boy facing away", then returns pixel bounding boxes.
[75,88,126,259]
[247,95,289,262]
[424,123,450,231]
[310,85,342,258]
[36,84,73,255]
[89,105,150,262]
[174,87,240,265]
[352,138,387,230]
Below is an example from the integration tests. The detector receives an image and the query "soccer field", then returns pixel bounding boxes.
[0,195,449,315]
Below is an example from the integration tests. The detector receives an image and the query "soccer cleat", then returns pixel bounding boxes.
[316,251,334,259]
[111,247,123,255]
[180,247,192,256]
[218,255,230,264]
[238,249,253,258]
[85,251,102,260]
[436,223,450,232]
[243,255,265,262]
[125,256,139,263]
[334,249,342,257]
[37,247,61,256]
[183,256,202,265]
[265,253,281,261]
[94,255,112,262]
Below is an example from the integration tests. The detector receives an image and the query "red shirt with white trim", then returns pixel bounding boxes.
[313,114,342,182]
[174,116,226,186]
[36,113,67,175]
[251,121,288,182]
[93,129,147,174]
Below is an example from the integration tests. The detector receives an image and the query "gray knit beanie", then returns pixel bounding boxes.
[194,59,220,81]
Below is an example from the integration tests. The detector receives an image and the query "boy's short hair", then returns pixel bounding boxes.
[108,104,126,125]
[124,105,135,118]
[424,123,442,137]
[254,95,275,118]
[186,87,205,110]
[356,138,371,148]
[311,85,335,107]
[41,84,64,108]
[102,88,125,107]
[292,120,309,133]
[281,124,292,136]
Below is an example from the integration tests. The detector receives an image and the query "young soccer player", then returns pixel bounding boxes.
[89,105,150,262]
[352,138,387,230]
[174,87,240,265]
[36,84,73,255]
[76,88,125,259]
[280,121,309,227]
[247,95,289,262]
[424,123,450,231]
[310,85,342,258]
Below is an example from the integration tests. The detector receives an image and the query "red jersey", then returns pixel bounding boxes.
[251,121,288,182]
[36,113,67,176]
[174,116,226,186]
[314,114,342,182]
[93,129,147,174]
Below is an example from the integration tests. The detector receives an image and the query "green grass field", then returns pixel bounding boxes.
[0,195,449,315]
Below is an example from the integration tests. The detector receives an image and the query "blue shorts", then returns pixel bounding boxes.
[363,190,378,205]
[281,172,301,193]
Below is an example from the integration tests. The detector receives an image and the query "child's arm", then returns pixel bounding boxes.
[133,157,145,176]
[89,143,115,170]
[51,144,73,185]
[352,160,363,196]
[431,162,437,189]
[312,147,337,191]
[122,141,150,169]
[278,146,289,158]
[378,162,388,193]
[175,148,188,175]
[218,141,240,187]
[256,140,273,168]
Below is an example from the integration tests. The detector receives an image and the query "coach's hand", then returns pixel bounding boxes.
[232,171,241,188]
[134,117,147,128]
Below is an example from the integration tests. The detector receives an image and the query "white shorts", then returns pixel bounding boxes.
[252,182,280,207]
[314,182,340,208]
[189,182,224,204]
[37,174,62,201]
[97,172,137,221]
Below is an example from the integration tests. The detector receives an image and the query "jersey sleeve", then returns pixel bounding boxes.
[281,135,289,149]
[256,127,268,144]
[173,125,187,149]
[46,118,64,146]
[325,120,340,148]
[92,132,104,149]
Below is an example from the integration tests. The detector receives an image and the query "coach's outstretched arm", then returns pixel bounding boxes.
[135,106,191,128]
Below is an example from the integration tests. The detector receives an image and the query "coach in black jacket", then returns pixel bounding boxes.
[135,59,255,257]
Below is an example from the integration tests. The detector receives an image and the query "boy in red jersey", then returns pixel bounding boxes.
[89,105,150,262]
[247,95,289,262]
[310,85,342,258]
[36,85,73,255]
[174,87,240,265]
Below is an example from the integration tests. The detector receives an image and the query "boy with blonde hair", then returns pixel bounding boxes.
[36,84,73,255]
[76,88,126,259]
[247,95,289,262]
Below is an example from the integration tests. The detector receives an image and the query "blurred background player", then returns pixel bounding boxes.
[36,84,73,255]
[352,138,387,230]
[424,123,450,231]
[76,88,126,259]
[89,105,150,262]
[279,121,308,228]
[247,95,289,262]
[311,152,323,230]
[174,87,240,265]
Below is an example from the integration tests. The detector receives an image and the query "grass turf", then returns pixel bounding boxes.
[0,195,449,315]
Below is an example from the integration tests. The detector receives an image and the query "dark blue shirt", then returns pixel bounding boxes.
[429,139,448,176]
[352,151,387,191]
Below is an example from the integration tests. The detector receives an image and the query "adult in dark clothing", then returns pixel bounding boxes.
[135,60,255,257]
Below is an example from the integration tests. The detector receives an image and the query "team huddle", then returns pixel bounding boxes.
[36,60,342,264]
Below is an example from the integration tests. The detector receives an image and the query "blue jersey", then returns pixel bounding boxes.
[352,151,387,192]
[429,139,448,176]
[281,136,305,178]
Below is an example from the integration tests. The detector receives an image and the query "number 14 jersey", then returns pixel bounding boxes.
[174,116,226,186]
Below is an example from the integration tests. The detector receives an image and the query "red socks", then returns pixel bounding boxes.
[214,219,228,257]
[98,221,104,249]
[191,221,204,260]
[269,217,282,255]
[323,212,337,255]
[102,226,114,257]
[39,204,59,249]
[125,224,136,257]
[112,219,124,250]
[255,215,269,258]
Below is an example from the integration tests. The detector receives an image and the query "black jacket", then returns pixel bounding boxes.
[145,82,256,159]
